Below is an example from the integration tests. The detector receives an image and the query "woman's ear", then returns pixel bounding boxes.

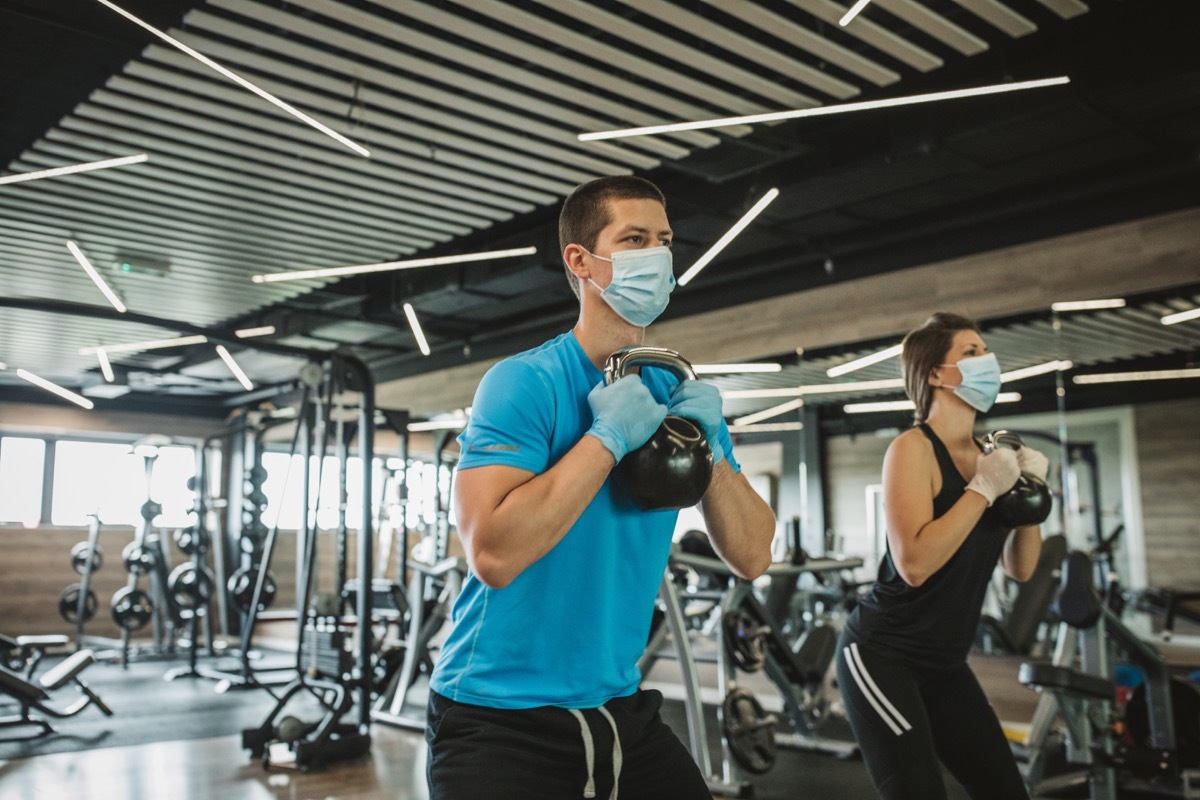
[927,366,942,388]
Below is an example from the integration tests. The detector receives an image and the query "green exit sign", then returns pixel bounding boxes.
[112,254,170,277]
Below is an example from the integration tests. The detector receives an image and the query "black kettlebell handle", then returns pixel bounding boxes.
[603,345,697,386]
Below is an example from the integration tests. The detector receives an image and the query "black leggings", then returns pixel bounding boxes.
[835,634,1029,800]
[425,688,711,800]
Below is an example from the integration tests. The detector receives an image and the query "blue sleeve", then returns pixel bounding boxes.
[456,358,553,474]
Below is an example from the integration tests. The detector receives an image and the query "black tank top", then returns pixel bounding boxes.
[845,423,1010,668]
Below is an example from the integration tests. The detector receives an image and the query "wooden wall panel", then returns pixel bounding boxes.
[1135,398,1200,589]
[377,207,1200,415]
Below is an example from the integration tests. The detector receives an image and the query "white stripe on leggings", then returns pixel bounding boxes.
[844,643,913,736]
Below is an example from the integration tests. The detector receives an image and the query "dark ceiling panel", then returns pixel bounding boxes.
[1,0,1198,423]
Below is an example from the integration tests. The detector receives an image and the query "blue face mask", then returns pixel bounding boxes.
[942,352,1002,412]
[586,246,675,327]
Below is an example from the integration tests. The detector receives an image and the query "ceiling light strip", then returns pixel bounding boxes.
[66,241,127,313]
[96,350,115,383]
[235,325,277,338]
[1000,360,1072,383]
[693,363,782,374]
[215,345,254,391]
[826,343,902,377]
[1074,369,1200,384]
[579,77,1070,141]
[733,398,804,426]
[727,422,804,434]
[844,391,1021,414]
[1161,307,1200,326]
[839,0,874,26]
[408,419,469,432]
[16,369,95,409]
[0,154,149,186]
[251,246,538,283]
[94,0,370,157]
[678,188,780,286]
[79,335,208,355]
[1050,298,1126,311]
[403,303,431,356]
[725,377,906,400]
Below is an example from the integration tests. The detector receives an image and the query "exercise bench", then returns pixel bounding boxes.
[0,633,71,680]
[0,649,113,740]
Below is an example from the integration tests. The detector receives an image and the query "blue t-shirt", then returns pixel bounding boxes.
[429,331,739,709]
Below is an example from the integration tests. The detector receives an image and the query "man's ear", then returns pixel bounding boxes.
[563,243,590,282]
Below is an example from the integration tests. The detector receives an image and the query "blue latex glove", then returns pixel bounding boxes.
[668,379,726,464]
[1016,446,1050,481]
[586,375,667,462]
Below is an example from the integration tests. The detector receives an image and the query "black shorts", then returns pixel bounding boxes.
[425,688,711,800]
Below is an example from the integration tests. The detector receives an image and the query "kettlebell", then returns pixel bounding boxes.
[603,346,714,511]
[981,430,1053,528]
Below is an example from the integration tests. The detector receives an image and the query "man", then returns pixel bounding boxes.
[426,175,776,800]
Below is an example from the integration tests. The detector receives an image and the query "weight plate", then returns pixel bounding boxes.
[58,583,98,624]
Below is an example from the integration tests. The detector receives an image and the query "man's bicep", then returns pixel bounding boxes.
[453,464,538,532]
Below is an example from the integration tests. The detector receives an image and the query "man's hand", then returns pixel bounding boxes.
[668,379,726,464]
[586,375,667,462]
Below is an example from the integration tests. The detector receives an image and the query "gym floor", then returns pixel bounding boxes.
[0,648,1048,800]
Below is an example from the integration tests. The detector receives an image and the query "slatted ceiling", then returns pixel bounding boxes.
[0,185,364,269]
[135,46,593,196]
[607,0,862,102]
[99,86,529,222]
[0,310,177,379]
[16,0,1197,415]
[128,59,613,198]
[119,65,571,209]
[949,0,1039,37]
[103,81,535,221]
[11,155,402,257]
[193,8,718,158]
[170,16,696,172]
[23,143,433,252]
[1035,0,1089,19]
[168,26,661,184]
[71,100,497,234]
[872,0,991,56]
[438,0,773,133]
[283,0,751,147]
[700,0,903,88]
[49,120,472,238]
[787,0,945,72]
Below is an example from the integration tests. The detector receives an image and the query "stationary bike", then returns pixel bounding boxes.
[1019,548,1200,798]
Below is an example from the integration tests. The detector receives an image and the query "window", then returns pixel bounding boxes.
[260,453,383,531]
[51,441,196,528]
[0,437,46,526]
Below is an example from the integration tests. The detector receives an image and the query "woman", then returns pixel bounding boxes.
[835,312,1048,799]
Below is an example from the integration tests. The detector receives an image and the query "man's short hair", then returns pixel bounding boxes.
[558,176,666,299]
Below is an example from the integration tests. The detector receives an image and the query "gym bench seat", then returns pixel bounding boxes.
[1018,662,1112,701]
[0,634,70,679]
[0,649,113,741]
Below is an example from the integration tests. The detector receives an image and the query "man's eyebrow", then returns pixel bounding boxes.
[616,225,673,237]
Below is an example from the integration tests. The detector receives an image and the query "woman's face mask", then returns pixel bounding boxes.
[584,245,675,327]
[940,351,1001,412]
